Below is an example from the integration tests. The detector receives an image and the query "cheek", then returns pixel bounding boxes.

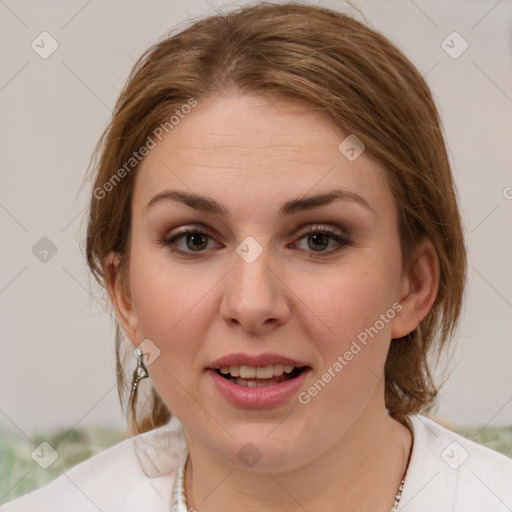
[128,249,215,374]
[129,261,216,416]
[299,255,401,398]
[311,266,398,345]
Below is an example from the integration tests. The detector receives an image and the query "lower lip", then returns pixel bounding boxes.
[207,368,310,409]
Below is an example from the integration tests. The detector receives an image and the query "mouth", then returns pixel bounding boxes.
[214,364,309,387]
[207,352,311,389]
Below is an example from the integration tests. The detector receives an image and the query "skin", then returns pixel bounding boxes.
[107,93,439,512]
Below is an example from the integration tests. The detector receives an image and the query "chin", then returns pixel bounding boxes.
[208,430,309,473]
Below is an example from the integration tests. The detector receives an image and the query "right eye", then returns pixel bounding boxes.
[161,227,221,255]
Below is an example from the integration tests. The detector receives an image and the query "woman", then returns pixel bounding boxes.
[3,3,511,511]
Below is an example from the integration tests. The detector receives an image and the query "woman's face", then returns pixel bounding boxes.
[114,93,416,471]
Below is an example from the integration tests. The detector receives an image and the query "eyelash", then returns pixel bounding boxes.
[160,224,351,258]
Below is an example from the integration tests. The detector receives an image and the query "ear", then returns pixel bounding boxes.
[105,251,139,347]
[391,237,439,339]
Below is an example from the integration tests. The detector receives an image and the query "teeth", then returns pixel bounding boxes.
[240,365,256,379]
[218,364,299,379]
[235,378,277,388]
[273,364,284,376]
[256,365,274,378]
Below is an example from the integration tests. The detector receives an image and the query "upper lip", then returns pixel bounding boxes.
[208,352,310,370]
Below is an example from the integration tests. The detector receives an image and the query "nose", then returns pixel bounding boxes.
[219,243,290,335]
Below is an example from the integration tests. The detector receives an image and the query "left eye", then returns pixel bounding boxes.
[292,227,350,255]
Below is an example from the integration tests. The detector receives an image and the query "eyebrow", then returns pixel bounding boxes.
[144,187,374,216]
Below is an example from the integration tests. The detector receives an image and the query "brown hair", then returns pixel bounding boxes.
[83,2,466,437]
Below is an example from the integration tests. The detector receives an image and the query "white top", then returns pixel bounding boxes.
[2,414,511,512]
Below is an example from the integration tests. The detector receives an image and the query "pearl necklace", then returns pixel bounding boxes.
[171,443,412,512]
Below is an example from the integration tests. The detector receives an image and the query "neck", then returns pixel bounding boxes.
[183,396,412,512]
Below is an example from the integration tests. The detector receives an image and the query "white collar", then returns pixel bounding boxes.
[170,447,189,512]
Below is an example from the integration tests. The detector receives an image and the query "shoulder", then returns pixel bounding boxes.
[0,416,186,512]
[399,414,512,512]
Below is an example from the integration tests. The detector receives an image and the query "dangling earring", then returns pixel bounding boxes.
[132,347,149,392]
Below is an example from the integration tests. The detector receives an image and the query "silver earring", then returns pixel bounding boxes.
[132,347,149,392]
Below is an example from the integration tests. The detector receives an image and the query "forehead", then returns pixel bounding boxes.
[133,93,393,218]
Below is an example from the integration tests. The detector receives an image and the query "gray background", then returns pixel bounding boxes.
[1,0,511,435]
